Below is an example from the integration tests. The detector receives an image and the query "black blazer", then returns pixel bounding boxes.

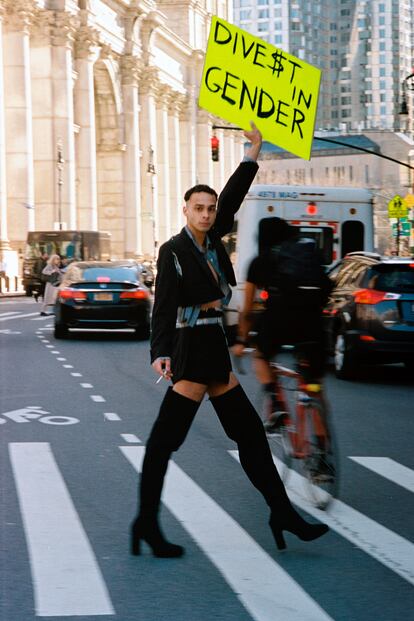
[150,160,259,362]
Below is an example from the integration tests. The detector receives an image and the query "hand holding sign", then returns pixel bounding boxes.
[199,17,322,160]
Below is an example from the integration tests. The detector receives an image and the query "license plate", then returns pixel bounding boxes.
[94,292,113,301]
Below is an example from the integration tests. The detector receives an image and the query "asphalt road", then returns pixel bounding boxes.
[1,298,413,621]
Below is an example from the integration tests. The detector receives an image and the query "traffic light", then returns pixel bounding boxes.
[211,135,219,161]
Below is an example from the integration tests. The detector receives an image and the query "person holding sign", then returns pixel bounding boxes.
[130,122,329,558]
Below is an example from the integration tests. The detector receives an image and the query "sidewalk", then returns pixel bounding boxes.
[0,291,26,298]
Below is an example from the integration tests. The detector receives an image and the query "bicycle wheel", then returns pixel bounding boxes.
[301,399,339,510]
[262,392,293,483]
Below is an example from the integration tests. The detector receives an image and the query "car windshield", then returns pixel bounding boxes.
[367,265,414,293]
[63,265,138,284]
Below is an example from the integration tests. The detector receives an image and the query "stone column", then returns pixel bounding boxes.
[156,85,172,243]
[3,0,35,239]
[121,55,143,257]
[168,93,185,233]
[139,67,159,260]
[0,5,10,253]
[31,10,77,230]
[51,13,77,229]
[74,25,99,230]
[196,109,214,187]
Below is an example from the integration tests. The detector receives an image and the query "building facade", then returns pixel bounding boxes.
[233,0,414,135]
[0,0,244,282]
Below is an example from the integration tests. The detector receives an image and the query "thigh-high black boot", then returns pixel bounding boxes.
[131,387,200,557]
[210,385,329,550]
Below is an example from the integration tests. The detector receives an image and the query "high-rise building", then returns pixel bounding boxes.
[233,0,414,132]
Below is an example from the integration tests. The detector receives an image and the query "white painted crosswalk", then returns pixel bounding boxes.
[6,441,414,619]
[349,456,414,494]
[121,446,333,621]
[9,443,114,617]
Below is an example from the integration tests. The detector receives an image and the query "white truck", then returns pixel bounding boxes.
[224,184,374,336]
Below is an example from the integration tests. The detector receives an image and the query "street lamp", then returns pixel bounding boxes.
[146,145,157,260]
[56,138,64,231]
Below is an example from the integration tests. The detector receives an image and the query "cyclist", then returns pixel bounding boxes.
[233,217,332,436]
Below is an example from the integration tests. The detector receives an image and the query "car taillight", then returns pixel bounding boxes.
[259,290,269,301]
[353,289,401,304]
[119,290,149,300]
[59,289,87,301]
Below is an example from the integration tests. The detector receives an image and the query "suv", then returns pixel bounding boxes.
[324,252,414,379]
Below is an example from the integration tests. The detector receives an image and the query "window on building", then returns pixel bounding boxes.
[240,10,251,19]
[349,165,353,181]
[380,80,386,90]
[341,109,351,118]
[331,110,339,119]
[274,34,283,44]
[257,21,269,31]
[258,9,269,18]
[379,54,386,64]
[380,93,386,102]
[380,105,387,115]
[365,165,369,184]
[291,22,301,30]
[341,96,352,105]
[379,29,385,38]
[379,41,386,51]
[379,16,385,26]
[274,7,282,16]
[379,3,385,11]
[379,67,386,77]
[274,21,282,29]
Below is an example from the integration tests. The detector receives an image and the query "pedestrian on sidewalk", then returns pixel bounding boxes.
[40,254,62,316]
[33,252,49,302]
[130,122,329,558]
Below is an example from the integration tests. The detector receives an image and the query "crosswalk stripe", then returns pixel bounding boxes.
[349,456,414,494]
[229,451,414,586]
[9,443,115,617]
[0,312,39,321]
[0,311,20,317]
[121,446,333,621]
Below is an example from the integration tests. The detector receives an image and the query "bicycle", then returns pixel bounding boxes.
[236,347,339,510]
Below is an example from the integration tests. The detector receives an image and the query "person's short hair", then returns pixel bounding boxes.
[258,217,296,254]
[184,184,218,203]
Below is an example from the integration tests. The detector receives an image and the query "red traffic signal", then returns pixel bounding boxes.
[211,135,219,162]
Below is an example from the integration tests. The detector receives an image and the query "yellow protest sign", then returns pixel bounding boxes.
[198,17,322,160]
[388,195,408,219]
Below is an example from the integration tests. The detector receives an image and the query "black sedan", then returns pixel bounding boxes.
[54,260,151,339]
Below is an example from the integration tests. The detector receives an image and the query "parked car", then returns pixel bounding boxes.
[54,260,151,339]
[324,252,414,378]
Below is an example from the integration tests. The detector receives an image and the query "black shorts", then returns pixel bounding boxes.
[255,309,325,380]
[171,320,232,385]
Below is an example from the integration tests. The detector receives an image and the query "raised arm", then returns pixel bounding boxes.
[214,122,262,236]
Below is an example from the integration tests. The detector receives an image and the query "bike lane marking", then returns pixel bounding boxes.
[9,442,114,617]
[349,456,414,494]
[121,445,333,621]
[230,451,414,586]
